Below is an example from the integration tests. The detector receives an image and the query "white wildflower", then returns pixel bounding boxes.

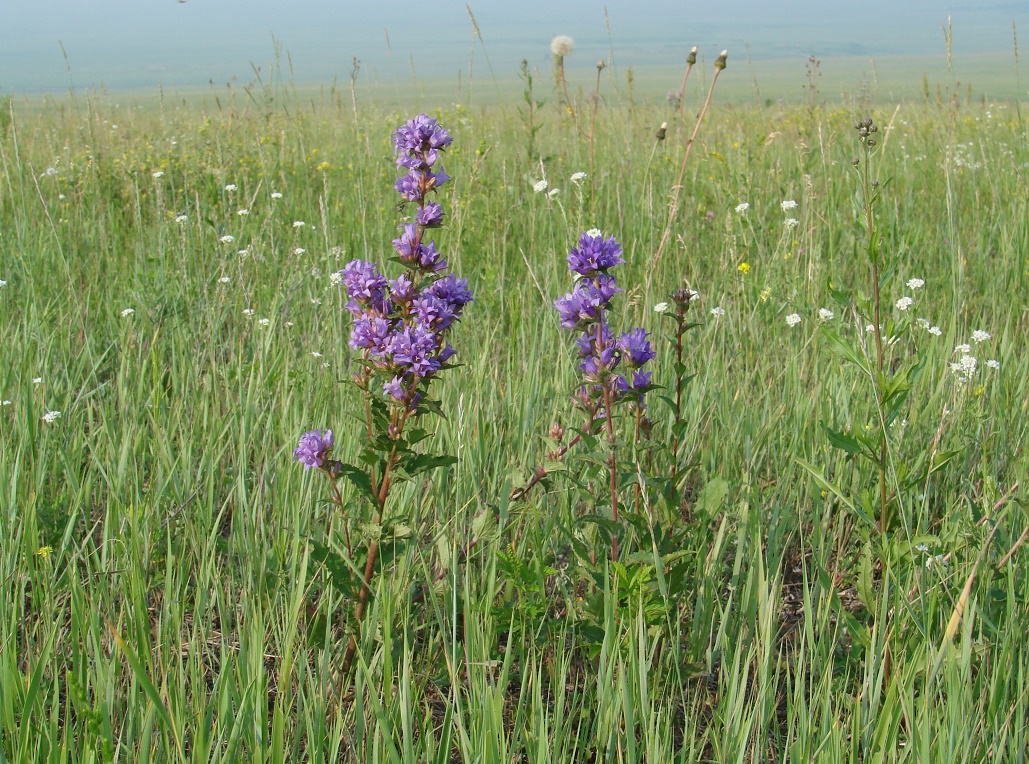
[224,184,237,191]
[152,171,165,179]
[1,401,10,406]
[329,271,345,286]
[907,277,925,290]
[242,309,255,317]
[786,313,801,327]
[285,321,294,327]
[818,308,834,322]
[548,188,560,197]
[310,298,321,305]
[710,306,725,317]
[258,318,270,327]
[0,280,7,288]
[293,248,306,255]
[570,172,587,184]
[237,208,249,216]
[120,308,134,317]
[735,202,749,214]
[916,317,930,329]
[895,296,913,311]
[781,199,798,211]
[42,411,61,424]
[971,329,991,343]
[986,359,1000,369]
[915,543,929,553]
[533,179,548,193]
[271,192,283,199]
[218,276,230,283]
[175,214,188,223]
[654,302,669,313]
[293,220,305,228]
[950,354,977,377]
[954,343,971,354]
[311,352,323,358]
[784,218,799,230]
[219,235,235,244]
[551,35,575,57]
[585,228,603,238]
[33,378,42,385]
[929,326,942,336]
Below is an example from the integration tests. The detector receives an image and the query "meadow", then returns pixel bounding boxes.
[1,59,1028,762]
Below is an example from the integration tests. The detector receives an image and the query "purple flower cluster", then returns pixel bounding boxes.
[335,114,471,408]
[294,429,334,469]
[554,232,655,419]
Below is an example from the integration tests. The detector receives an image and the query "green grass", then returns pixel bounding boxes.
[0,69,1027,762]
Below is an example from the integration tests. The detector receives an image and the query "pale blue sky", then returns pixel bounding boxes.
[1,1,1024,92]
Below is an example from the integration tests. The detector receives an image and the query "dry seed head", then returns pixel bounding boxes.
[551,35,575,57]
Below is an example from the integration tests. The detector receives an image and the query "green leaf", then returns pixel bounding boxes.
[695,477,729,519]
[309,537,361,598]
[402,453,457,477]
[795,457,876,528]
[337,463,377,503]
[823,424,864,456]
[929,449,963,476]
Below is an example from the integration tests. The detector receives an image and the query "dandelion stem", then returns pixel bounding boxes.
[652,63,723,275]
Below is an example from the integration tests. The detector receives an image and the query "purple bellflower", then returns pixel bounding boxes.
[294,429,334,469]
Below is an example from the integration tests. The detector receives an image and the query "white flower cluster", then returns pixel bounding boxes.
[735,202,749,214]
[818,308,834,322]
[786,313,801,327]
[570,172,587,184]
[780,199,798,211]
[533,179,548,193]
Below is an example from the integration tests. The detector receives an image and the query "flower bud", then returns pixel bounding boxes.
[715,50,728,70]
[687,46,698,65]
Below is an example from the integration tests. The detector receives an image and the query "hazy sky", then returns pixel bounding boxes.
[1,1,1025,93]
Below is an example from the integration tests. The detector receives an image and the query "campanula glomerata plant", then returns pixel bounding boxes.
[293,113,472,671]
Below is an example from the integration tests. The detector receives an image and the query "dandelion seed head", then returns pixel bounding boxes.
[551,35,575,57]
